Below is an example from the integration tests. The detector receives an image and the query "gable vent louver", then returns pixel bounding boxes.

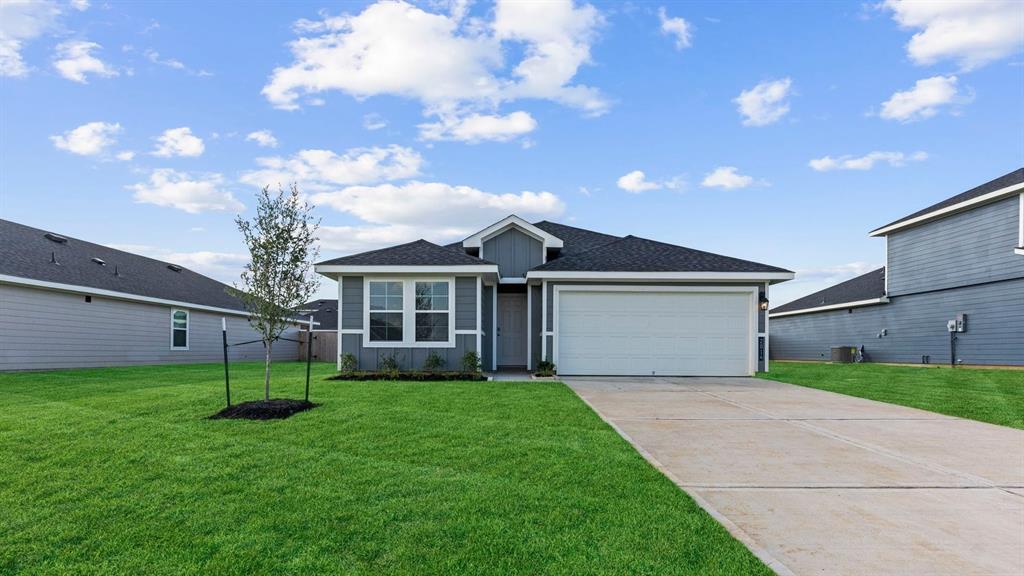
[167,264,183,272]
[44,233,68,244]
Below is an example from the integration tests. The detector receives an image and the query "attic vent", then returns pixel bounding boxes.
[91,257,106,265]
[167,264,183,272]
[44,233,68,244]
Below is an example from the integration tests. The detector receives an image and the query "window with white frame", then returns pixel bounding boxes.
[415,281,449,342]
[369,281,404,342]
[171,309,189,349]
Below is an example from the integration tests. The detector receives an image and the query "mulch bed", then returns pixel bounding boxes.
[209,399,318,420]
[327,371,488,381]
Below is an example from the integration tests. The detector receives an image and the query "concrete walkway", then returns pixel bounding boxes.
[566,376,1024,576]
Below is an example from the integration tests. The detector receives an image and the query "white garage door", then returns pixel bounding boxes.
[556,289,753,376]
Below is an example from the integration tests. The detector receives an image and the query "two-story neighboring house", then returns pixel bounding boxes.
[770,168,1024,366]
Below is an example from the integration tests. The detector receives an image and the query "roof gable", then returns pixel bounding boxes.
[460,215,563,250]
[317,239,494,267]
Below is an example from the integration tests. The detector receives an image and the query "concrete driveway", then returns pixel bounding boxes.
[566,376,1024,576]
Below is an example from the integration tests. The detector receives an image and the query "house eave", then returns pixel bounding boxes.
[868,182,1024,237]
[769,296,890,318]
[315,264,500,278]
[525,270,795,283]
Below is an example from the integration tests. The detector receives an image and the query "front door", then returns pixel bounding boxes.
[497,293,527,367]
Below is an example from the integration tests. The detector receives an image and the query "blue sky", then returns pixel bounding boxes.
[2,0,1022,304]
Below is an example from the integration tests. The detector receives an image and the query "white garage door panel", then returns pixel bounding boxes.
[557,291,751,376]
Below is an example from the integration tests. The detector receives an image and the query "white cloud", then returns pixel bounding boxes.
[0,0,60,77]
[53,40,118,83]
[734,78,792,126]
[245,130,278,148]
[115,150,135,161]
[106,244,248,285]
[616,170,661,193]
[879,75,963,122]
[50,121,121,156]
[153,127,205,157]
[658,7,692,50]
[70,0,89,11]
[363,113,387,131]
[419,111,537,142]
[143,49,212,76]
[129,169,244,213]
[883,0,1024,70]
[262,0,607,140]
[809,150,928,172]
[701,166,754,189]
[313,180,565,252]
[240,145,423,191]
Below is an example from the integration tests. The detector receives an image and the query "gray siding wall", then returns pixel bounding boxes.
[887,196,1024,296]
[770,278,1024,366]
[0,284,299,371]
[482,228,543,278]
[530,284,542,369]
[481,284,493,370]
[337,275,480,370]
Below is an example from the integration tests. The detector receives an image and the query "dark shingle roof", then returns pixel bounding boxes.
[530,235,792,273]
[317,239,495,266]
[771,267,886,315]
[871,168,1024,234]
[0,219,247,311]
[532,221,620,256]
[301,299,337,331]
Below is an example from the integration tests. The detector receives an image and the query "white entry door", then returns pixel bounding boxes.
[498,293,527,366]
[556,289,753,376]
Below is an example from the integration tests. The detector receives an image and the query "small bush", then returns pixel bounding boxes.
[461,351,482,373]
[378,354,400,376]
[535,360,556,376]
[340,353,358,372]
[423,351,446,371]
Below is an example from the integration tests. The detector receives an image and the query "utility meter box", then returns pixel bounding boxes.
[955,313,967,332]
[947,320,957,332]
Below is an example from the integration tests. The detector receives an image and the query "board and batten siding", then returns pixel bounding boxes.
[482,228,543,278]
[0,283,299,371]
[770,278,1024,366]
[337,274,480,370]
[887,196,1024,296]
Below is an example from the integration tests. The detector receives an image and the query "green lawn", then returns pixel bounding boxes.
[0,362,769,576]
[760,361,1024,429]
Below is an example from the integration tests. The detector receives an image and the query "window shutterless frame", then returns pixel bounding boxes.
[170,308,189,350]
[362,277,456,348]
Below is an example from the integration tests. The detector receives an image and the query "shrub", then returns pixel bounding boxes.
[423,351,446,371]
[535,360,556,376]
[339,353,358,372]
[461,351,482,373]
[378,353,400,376]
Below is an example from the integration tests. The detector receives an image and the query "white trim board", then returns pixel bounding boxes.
[769,297,890,318]
[1,274,251,317]
[316,265,497,276]
[551,284,759,376]
[526,271,794,282]
[868,181,1024,237]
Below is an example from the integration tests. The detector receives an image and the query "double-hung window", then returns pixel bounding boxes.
[369,281,404,342]
[171,309,189,349]
[365,279,454,346]
[415,281,449,342]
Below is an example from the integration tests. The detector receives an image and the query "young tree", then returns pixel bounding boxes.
[233,184,320,401]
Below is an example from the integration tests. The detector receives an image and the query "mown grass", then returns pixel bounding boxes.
[0,362,770,575]
[761,361,1024,429]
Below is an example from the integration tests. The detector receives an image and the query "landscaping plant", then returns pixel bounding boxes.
[232,184,320,402]
[423,351,446,372]
[340,353,358,373]
[460,351,481,373]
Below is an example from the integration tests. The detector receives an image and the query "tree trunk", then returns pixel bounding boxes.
[264,340,273,401]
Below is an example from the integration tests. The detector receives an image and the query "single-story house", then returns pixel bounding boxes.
[770,167,1024,366]
[314,216,794,376]
[0,219,300,371]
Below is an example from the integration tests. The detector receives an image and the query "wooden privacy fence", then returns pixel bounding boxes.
[298,331,337,363]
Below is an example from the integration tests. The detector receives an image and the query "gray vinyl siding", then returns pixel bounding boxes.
[770,278,1024,366]
[337,274,480,371]
[482,228,543,278]
[455,277,477,330]
[481,284,493,370]
[340,333,476,371]
[887,196,1024,296]
[341,276,363,329]
[530,284,542,369]
[0,283,298,371]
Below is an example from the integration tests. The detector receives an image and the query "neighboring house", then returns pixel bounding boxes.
[314,216,793,376]
[770,168,1024,366]
[0,219,300,371]
[301,299,338,332]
